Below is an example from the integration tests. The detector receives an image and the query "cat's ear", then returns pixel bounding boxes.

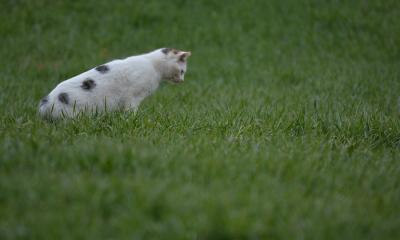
[178,51,191,62]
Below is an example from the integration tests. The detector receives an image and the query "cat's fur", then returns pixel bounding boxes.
[39,48,191,119]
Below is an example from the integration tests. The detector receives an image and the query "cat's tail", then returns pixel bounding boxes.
[38,93,84,120]
[38,95,55,120]
[38,94,67,120]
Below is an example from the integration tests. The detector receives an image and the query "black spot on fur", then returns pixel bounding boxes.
[40,95,49,106]
[162,48,172,54]
[95,65,109,73]
[81,78,96,90]
[58,92,69,104]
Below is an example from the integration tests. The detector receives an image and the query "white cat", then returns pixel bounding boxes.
[39,48,191,119]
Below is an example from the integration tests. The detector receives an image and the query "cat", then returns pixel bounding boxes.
[39,48,191,119]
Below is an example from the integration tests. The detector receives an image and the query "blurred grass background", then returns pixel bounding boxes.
[0,0,400,239]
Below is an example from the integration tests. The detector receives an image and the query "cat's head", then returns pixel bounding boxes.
[160,48,191,83]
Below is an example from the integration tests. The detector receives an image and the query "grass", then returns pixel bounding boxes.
[1,0,400,239]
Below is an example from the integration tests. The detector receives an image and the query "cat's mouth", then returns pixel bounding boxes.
[172,79,184,84]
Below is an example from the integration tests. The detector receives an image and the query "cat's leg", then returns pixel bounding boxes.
[122,97,143,113]
[126,105,139,113]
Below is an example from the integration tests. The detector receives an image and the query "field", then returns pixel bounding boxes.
[1,0,400,239]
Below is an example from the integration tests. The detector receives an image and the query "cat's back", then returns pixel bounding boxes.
[54,58,124,88]
[48,55,156,99]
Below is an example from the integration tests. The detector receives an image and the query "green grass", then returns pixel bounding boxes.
[1,0,400,239]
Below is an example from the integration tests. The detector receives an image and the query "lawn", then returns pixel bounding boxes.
[1,0,400,239]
